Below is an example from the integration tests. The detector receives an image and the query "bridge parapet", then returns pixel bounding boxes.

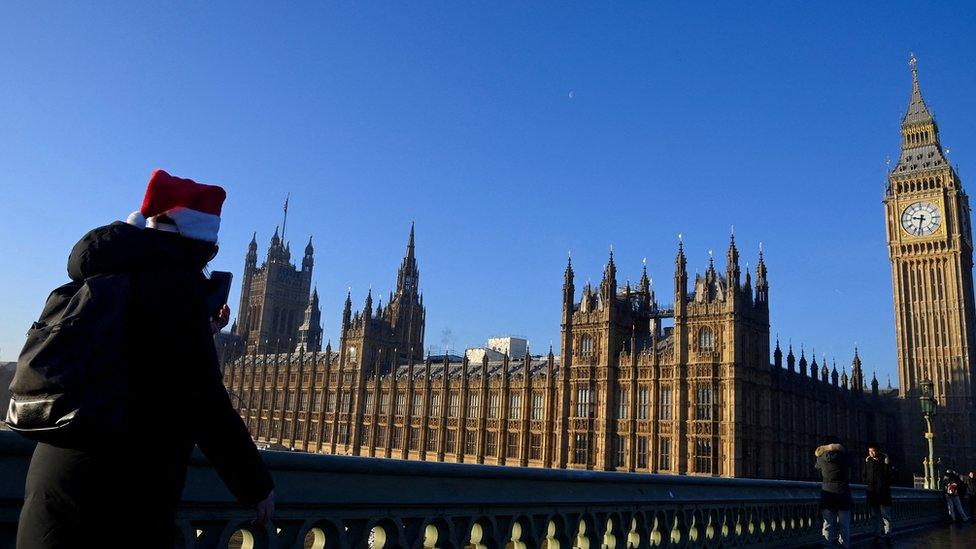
[0,432,945,548]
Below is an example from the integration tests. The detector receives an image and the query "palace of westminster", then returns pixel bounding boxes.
[222,57,976,481]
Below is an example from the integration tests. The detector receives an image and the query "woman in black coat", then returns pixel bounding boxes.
[16,171,274,548]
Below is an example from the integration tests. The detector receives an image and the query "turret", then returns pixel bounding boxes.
[270,226,280,249]
[787,344,796,373]
[773,339,783,369]
[726,231,740,291]
[246,232,258,266]
[851,347,864,394]
[600,246,617,304]
[801,348,810,378]
[395,222,420,295]
[302,236,314,272]
[267,226,288,264]
[755,244,768,306]
[638,259,650,295]
[296,287,322,353]
[871,372,880,397]
[829,358,838,386]
[674,237,688,315]
[563,255,575,315]
[342,290,352,329]
[235,232,260,338]
[364,289,373,320]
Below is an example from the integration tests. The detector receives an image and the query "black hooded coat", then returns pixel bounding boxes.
[815,443,853,511]
[16,222,273,548]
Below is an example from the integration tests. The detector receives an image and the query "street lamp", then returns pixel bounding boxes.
[919,379,937,489]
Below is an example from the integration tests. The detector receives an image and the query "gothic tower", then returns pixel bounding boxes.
[884,54,976,468]
[339,224,426,377]
[233,226,315,353]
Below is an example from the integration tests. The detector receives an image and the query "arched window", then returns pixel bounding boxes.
[698,327,715,351]
[580,334,593,354]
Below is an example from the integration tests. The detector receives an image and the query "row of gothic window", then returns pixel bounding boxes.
[575,327,714,356]
[574,386,712,421]
[245,384,715,422]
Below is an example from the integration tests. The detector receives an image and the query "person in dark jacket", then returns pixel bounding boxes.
[815,436,852,548]
[966,471,976,522]
[940,469,969,522]
[863,443,893,542]
[16,170,275,548]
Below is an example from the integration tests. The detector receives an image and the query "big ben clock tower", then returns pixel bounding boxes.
[885,54,976,469]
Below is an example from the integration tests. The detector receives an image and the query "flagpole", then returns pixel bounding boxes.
[282,193,290,241]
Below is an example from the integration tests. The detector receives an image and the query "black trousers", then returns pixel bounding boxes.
[17,441,190,548]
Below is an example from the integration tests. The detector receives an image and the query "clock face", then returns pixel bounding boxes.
[901,201,941,237]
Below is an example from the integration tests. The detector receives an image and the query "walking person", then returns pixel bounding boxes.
[15,170,275,548]
[816,436,853,548]
[863,443,894,543]
[941,469,970,523]
[965,471,976,523]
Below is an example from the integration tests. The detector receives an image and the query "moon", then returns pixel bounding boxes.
[568,90,576,99]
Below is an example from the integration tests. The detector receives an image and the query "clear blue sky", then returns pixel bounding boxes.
[2,3,975,388]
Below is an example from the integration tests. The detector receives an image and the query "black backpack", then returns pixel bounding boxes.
[5,274,130,446]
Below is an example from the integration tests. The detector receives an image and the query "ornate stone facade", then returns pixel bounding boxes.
[224,227,899,480]
[232,227,319,354]
[884,55,976,470]
[222,57,976,480]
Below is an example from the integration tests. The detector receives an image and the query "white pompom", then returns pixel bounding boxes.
[126,211,146,228]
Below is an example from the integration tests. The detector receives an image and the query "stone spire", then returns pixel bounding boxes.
[342,288,352,328]
[396,222,420,295]
[895,53,949,175]
[903,53,934,126]
[563,253,575,312]
[851,347,864,394]
[248,231,258,257]
[296,286,322,353]
[302,235,314,271]
[600,245,617,300]
[726,230,740,290]
[755,243,768,305]
[638,258,650,294]
[674,235,687,313]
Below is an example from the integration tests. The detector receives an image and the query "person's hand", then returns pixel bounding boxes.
[253,489,275,525]
[211,304,231,334]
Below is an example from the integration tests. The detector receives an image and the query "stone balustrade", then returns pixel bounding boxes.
[0,431,946,548]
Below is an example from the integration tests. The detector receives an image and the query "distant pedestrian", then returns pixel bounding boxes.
[816,436,853,548]
[863,443,893,543]
[966,471,976,522]
[940,469,970,522]
[15,170,275,548]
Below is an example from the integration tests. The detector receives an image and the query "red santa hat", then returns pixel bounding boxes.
[126,169,226,242]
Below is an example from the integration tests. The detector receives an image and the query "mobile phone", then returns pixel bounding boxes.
[206,271,233,319]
